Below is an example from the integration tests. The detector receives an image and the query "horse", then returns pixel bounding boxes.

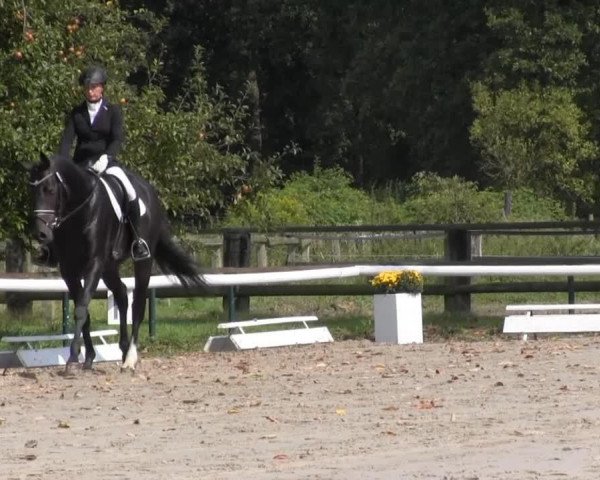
[29,153,205,371]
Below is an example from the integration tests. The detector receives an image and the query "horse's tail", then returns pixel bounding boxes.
[154,229,206,288]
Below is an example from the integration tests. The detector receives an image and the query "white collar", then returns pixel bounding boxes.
[87,99,103,112]
[87,99,104,124]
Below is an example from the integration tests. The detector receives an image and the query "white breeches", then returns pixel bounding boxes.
[106,166,137,201]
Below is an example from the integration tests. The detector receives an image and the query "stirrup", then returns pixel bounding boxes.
[131,238,151,261]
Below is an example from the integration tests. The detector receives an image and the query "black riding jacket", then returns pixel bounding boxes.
[58,98,124,166]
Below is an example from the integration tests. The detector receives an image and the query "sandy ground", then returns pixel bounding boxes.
[1,336,600,479]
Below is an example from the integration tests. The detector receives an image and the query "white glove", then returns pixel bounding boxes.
[91,154,109,173]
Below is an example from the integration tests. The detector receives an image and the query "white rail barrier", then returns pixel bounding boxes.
[2,263,600,292]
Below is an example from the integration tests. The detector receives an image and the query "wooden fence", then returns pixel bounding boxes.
[3,220,600,315]
[181,220,600,266]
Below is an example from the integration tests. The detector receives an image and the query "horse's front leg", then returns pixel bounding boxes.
[65,268,101,371]
[81,312,96,369]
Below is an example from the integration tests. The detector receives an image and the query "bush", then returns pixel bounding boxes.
[399,172,502,223]
[223,169,571,230]
[224,167,378,228]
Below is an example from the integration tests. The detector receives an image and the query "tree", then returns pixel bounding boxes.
[0,0,147,241]
[472,2,600,213]
[470,82,598,208]
[0,0,268,244]
[318,0,491,183]
[150,0,320,173]
[483,3,587,89]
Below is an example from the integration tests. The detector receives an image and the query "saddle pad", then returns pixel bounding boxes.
[100,177,123,220]
[100,177,147,220]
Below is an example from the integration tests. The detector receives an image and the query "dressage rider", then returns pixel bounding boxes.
[58,65,150,261]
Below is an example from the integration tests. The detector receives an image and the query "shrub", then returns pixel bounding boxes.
[224,167,378,228]
[399,172,502,223]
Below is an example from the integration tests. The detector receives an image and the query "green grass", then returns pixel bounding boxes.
[2,281,596,356]
[0,292,509,356]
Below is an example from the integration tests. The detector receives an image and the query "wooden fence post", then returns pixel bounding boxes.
[5,238,32,315]
[444,229,471,313]
[471,234,482,257]
[254,234,268,267]
[299,239,311,263]
[222,229,251,317]
[257,243,268,267]
[211,246,223,268]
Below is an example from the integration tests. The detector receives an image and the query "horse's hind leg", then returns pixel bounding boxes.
[102,270,130,363]
[122,259,152,371]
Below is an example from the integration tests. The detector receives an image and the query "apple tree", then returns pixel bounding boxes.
[0,0,265,264]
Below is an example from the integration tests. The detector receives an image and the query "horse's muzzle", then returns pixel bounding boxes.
[37,229,52,243]
[34,218,55,244]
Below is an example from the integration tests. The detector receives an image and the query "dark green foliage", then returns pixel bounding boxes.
[0,1,268,240]
[224,167,377,228]
[4,0,600,239]
[223,168,568,229]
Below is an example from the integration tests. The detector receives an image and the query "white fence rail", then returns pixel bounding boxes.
[2,263,600,293]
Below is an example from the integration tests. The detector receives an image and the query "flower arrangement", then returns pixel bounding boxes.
[370,270,424,294]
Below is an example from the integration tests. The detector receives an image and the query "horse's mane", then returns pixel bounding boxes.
[50,154,97,199]
[51,154,81,176]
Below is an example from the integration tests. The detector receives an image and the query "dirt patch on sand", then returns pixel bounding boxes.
[1,337,600,479]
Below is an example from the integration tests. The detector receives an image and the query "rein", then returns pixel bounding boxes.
[31,170,99,230]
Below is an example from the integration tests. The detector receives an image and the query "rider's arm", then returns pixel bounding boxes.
[58,113,76,158]
[106,104,124,158]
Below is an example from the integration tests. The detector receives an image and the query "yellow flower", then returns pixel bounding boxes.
[370,270,424,294]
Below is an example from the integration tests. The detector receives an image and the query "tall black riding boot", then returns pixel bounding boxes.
[128,199,151,261]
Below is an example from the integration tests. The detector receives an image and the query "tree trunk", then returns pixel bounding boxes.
[5,237,32,314]
[247,69,262,154]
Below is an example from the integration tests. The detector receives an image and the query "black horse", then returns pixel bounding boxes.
[29,153,205,371]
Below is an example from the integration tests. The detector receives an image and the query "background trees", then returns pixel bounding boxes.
[470,83,597,208]
[2,0,600,243]
[147,0,600,208]
[0,0,264,243]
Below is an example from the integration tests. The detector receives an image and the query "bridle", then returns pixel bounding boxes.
[31,169,98,231]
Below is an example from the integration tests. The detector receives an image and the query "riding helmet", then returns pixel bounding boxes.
[78,65,108,86]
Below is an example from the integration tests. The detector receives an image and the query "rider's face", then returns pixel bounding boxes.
[84,83,104,103]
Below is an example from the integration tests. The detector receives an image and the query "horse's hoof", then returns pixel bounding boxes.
[122,343,138,371]
[82,362,94,370]
[67,354,80,364]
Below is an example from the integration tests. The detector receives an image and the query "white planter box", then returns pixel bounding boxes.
[373,293,423,344]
